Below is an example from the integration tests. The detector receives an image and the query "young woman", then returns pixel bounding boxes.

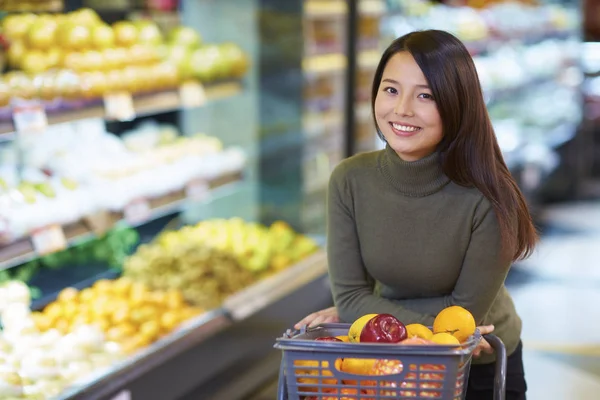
[295,30,537,400]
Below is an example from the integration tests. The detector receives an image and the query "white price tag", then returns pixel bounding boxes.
[124,199,151,225]
[179,81,207,108]
[104,92,135,121]
[110,390,132,400]
[186,179,209,202]
[12,102,48,134]
[0,216,12,244]
[31,225,67,255]
[84,210,111,236]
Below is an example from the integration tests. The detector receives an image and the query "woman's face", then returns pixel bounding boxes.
[374,51,443,161]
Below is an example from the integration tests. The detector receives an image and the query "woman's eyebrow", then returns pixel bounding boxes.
[382,78,430,89]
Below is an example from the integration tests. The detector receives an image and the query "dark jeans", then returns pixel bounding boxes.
[466,341,527,400]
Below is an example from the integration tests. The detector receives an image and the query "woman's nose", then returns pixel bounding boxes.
[393,96,413,117]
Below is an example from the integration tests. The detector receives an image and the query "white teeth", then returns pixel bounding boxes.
[392,123,420,132]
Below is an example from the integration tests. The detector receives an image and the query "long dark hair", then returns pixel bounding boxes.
[371,30,538,261]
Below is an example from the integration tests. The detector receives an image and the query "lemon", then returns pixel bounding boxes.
[406,323,434,340]
[431,332,461,346]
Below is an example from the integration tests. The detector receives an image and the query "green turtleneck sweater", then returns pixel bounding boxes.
[327,145,522,363]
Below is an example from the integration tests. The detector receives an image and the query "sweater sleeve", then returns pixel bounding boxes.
[327,165,436,325]
[390,197,513,325]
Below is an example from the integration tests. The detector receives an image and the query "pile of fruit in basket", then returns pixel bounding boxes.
[296,306,477,399]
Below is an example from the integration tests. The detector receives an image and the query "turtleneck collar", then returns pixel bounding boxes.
[378,144,450,197]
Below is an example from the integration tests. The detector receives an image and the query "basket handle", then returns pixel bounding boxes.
[484,334,506,400]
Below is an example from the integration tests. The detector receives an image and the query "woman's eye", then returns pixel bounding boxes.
[418,93,434,100]
[383,87,397,94]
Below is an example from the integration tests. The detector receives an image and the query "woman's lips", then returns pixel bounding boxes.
[390,122,421,137]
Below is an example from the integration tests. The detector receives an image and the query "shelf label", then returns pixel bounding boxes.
[12,100,48,135]
[179,81,207,108]
[84,210,112,236]
[31,225,67,255]
[110,390,132,400]
[104,92,135,121]
[186,178,210,202]
[124,198,151,225]
[0,215,12,244]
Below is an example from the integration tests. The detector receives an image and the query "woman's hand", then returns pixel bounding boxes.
[294,306,339,330]
[474,324,495,357]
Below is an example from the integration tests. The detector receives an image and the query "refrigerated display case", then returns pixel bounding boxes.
[349,0,585,206]
[0,2,336,399]
[300,0,349,235]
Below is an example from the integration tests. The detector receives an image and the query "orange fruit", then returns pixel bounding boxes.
[405,323,433,340]
[433,306,476,343]
[294,359,342,391]
[430,333,461,346]
[340,358,378,385]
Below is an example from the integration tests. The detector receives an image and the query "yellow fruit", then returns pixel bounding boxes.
[93,279,113,293]
[112,277,133,296]
[336,335,350,343]
[406,323,434,340]
[433,306,476,343]
[31,312,52,331]
[431,333,461,346]
[160,311,180,332]
[79,288,95,303]
[165,290,185,309]
[57,287,79,303]
[348,314,378,343]
[340,358,377,385]
[294,358,342,391]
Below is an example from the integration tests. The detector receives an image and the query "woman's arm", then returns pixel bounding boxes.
[389,197,513,324]
[327,164,436,326]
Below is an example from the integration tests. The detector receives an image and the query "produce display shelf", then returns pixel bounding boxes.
[358,0,386,17]
[55,308,232,400]
[304,0,347,18]
[303,49,379,75]
[223,250,328,320]
[48,249,329,400]
[0,80,244,136]
[485,74,569,106]
[464,31,578,56]
[0,171,244,272]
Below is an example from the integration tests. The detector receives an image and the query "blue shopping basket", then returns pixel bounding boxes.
[274,323,507,400]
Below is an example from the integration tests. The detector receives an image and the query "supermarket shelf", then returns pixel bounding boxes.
[359,0,386,17]
[0,81,244,136]
[303,53,347,74]
[304,0,383,18]
[304,0,347,18]
[358,49,380,70]
[0,171,244,272]
[303,49,378,75]
[1,0,63,12]
[223,250,327,320]
[464,31,578,56]
[51,250,329,400]
[57,308,232,400]
[485,74,565,105]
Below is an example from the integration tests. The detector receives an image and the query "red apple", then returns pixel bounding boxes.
[315,336,343,342]
[360,314,407,343]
